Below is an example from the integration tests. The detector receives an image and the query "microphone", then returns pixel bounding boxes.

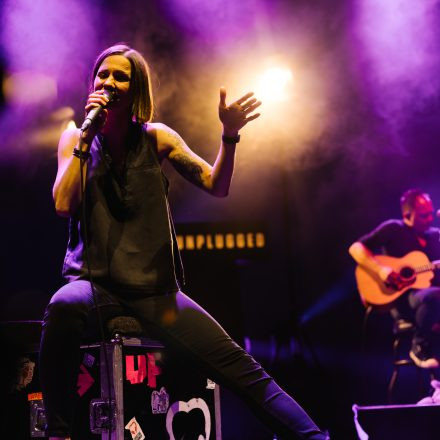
[80,89,115,132]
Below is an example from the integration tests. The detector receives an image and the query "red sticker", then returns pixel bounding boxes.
[77,364,95,396]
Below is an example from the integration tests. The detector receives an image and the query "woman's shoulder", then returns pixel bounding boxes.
[145,122,175,137]
[143,122,174,158]
[61,126,81,140]
[58,126,81,151]
[145,122,184,156]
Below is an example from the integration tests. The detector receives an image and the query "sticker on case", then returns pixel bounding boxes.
[125,416,145,440]
[125,353,161,387]
[83,352,95,368]
[151,386,169,414]
[77,364,94,397]
[166,398,211,440]
[15,357,35,391]
[206,379,216,390]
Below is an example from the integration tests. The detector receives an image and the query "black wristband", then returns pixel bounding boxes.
[73,148,91,160]
[222,134,240,144]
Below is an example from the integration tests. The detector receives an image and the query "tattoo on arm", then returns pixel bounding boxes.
[171,154,204,188]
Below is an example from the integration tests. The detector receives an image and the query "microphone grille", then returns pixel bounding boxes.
[103,89,116,103]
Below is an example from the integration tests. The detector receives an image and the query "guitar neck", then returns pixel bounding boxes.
[432,260,440,271]
[416,260,440,273]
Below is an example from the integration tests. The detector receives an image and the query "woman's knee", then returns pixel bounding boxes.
[44,282,92,325]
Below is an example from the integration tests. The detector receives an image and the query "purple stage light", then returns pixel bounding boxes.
[159,0,260,45]
[0,0,99,158]
[2,0,96,75]
[351,0,440,135]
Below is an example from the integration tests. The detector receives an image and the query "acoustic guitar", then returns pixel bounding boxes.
[355,250,440,306]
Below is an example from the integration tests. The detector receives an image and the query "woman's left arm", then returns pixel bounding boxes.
[156,87,261,197]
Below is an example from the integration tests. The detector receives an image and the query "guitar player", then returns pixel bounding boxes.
[349,189,440,369]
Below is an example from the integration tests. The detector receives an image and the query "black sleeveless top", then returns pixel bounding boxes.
[62,123,183,295]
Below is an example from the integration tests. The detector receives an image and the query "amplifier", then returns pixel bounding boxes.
[353,403,440,440]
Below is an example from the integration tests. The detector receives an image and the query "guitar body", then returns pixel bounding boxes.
[356,251,434,306]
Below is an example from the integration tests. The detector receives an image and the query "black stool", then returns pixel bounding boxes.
[388,318,416,403]
[362,306,436,404]
[388,318,438,403]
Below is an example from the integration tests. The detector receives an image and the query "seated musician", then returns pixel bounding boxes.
[349,188,440,368]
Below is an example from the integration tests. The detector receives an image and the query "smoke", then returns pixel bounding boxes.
[0,0,99,162]
[159,0,264,51]
[159,1,353,161]
[2,0,439,209]
[1,0,98,76]
[351,0,440,153]
[147,0,366,222]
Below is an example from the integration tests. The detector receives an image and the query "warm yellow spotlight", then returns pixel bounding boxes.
[27,114,77,151]
[256,67,293,103]
[3,71,57,105]
[50,107,75,122]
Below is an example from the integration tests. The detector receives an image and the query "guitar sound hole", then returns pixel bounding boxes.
[400,267,415,280]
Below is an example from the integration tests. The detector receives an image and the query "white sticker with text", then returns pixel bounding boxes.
[125,416,145,440]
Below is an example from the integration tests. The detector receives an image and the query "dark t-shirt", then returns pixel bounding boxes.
[358,219,440,285]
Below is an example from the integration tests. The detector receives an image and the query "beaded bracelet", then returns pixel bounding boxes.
[72,148,91,160]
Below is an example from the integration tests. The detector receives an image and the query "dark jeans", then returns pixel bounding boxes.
[39,280,327,439]
[408,286,440,348]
